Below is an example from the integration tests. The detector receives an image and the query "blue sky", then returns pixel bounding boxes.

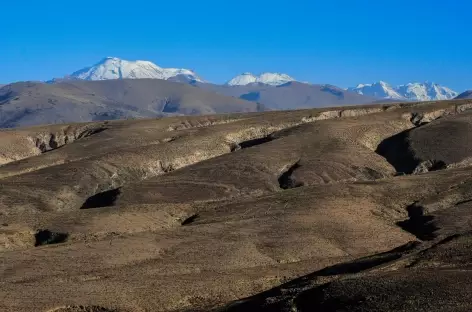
[1,0,471,90]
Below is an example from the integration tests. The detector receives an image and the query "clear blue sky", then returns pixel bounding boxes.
[2,0,471,90]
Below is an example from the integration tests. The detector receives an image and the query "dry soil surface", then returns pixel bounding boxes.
[2,99,472,311]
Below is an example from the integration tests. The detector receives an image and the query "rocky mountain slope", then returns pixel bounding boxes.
[456,90,472,99]
[2,99,472,311]
[0,79,262,128]
[349,81,458,101]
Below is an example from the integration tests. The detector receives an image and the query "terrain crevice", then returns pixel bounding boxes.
[47,306,120,312]
[238,135,274,150]
[166,117,247,131]
[0,123,109,168]
[376,107,472,174]
[230,135,275,152]
[278,160,303,189]
[31,125,108,154]
[80,188,122,209]
[396,202,439,241]
[375,128,420,174]
[181,214,200,225]
[300,106,385,123]
[375,129,448,175]
[35,229,69,247]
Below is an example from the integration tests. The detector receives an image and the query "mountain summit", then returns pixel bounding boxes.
[349,81,403,100]
[226,72,295,86]
[68,57,204,82]
[349,81,458,101]
[396,82,458,101]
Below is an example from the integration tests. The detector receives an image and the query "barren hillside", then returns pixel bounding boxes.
[2,99,472,311]
[0,80,263,128]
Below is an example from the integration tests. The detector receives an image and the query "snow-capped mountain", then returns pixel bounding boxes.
[348,81,404,100]
[226,72,295,86]
[349,81,458,101]
[54,58,462,102]
[396,83,458,101]
[68,57,204,82]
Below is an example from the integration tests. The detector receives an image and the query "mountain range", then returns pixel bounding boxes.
[51,57,460,102]
[0,78,379,128]
[348,81,458,101]
[0,57,466,128]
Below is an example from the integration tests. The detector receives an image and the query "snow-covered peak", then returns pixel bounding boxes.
[226,73,258,86]
[226,72,295,86]
[258,73,295,85]
[69,57,204,82]
[348,81,403,100]
[396,82,458,101]
[349,81,458,101]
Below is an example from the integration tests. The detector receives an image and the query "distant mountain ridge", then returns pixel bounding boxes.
[52,57,298,87]
[349,81,458,101]
[0,79,262,128]
[455,90,472,99]
[49,58,462,102]
[195,81,377,110]
[46,57,377,109]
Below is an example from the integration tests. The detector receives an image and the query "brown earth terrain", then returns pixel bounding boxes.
[2,99,472,311]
